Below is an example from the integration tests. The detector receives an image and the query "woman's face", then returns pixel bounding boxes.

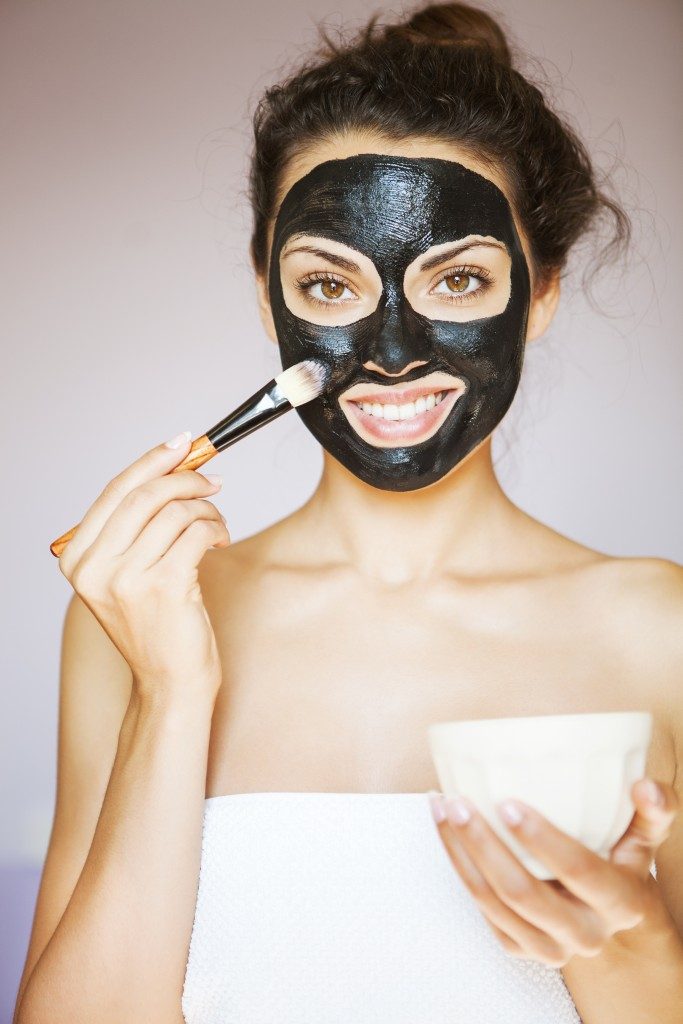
[258,136,539,492]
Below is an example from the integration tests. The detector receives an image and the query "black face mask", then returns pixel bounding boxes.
[269,154,531,491]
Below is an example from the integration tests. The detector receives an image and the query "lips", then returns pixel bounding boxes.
[337,372,467,448]
[341,374,466,406]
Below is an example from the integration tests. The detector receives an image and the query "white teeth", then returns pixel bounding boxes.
[353,390,448,420]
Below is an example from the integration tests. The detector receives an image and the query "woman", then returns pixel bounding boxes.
[14,4,683,1023]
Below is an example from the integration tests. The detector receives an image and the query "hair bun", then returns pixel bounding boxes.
[383,3,512,67]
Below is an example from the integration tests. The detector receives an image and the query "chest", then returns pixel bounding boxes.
[205,574,675,796]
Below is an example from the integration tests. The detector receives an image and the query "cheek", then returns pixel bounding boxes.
[276,307,382,374]
[425,319,525,394]
[418,320,488,363]
[278,324,357,368]
[433,307,525,352]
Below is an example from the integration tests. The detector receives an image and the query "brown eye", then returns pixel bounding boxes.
[444,273,470,293]
[320,279,345,299]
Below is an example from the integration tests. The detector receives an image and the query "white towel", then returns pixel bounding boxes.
[181,792,592,1023]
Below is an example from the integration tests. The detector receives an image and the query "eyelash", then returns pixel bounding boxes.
[429,265,493,303]
[295,272,358,308]
[294,265,494,307]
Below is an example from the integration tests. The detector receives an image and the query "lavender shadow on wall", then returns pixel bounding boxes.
[0,865,41,1024]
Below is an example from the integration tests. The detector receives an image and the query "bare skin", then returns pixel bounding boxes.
[14,133,683,1023]
[219,132,678,807]
[202,465,677,800]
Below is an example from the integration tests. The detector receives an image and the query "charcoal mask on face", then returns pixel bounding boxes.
[269,154,531,491]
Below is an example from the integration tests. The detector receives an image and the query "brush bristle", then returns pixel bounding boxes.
[275,359,329,407]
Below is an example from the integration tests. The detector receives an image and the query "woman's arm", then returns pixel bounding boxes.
[560,565,683,1023]
[15,436,229,1024]
[14,596,216,1024]
[12,594,133,1019]
[430,558,683,1024]
[560,885,683,1024]
[431,780,682,1023]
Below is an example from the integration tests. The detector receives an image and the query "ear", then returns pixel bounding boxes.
[526,270,561,343]
[254,268,278,345]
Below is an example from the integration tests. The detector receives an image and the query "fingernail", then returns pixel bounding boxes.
[444,795,472,826]
[428,790,447,824]
[498,799,524,827]
[164,430,192,449]
[644,780,663,806]
[204,474,222,488]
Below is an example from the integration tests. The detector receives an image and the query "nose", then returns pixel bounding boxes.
[360,290,431,375]
[362,358,428,377]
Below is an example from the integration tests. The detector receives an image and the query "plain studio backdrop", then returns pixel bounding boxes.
[0,0,681,1016]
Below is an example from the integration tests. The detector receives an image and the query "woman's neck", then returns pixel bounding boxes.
[297,439,523,584]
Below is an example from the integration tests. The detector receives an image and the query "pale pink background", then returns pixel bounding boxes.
[1,0,681,871]
[2,2,682,1016]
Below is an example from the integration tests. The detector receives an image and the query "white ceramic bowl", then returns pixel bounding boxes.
[428,711,652,880]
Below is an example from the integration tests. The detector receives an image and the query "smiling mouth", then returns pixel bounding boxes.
[338,377,467,448]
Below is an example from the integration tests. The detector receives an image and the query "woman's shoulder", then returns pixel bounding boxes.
[506,508,682,666]
[204,508,683,609]
[582,553,683,674]
[589,552,683,603]
[199,509,682,652]
[557,540,682,627]
[585,552,683,667]
[538,515,682,686]
[514,506,681,593]
[591,554,683,802]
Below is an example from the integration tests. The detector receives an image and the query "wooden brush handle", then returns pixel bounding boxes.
[49,434,218,558]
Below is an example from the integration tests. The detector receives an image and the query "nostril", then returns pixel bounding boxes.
[362,359,429,376]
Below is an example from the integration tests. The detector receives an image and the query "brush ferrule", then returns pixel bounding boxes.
[206,379,291,451]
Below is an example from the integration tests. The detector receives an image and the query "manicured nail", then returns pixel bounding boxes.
[444,796,472,826]
[428,790,447,824]
[498,800,524,827]
[164,430,192,449]
[204,474,222,488]
[644,780,663,806]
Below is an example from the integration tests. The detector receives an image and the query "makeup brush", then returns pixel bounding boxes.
[50,358,329,558]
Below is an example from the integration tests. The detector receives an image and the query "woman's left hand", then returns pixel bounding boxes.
[429,778,679,967]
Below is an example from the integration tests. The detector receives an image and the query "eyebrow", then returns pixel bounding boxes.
[419,240,508,272]
[280,245,361,274]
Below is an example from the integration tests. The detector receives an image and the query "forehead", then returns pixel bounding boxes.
[273,154,518,264]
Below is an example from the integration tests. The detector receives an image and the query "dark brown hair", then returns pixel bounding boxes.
[248,2,629,290]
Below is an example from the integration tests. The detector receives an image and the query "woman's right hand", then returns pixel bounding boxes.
[57,432,230,705]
